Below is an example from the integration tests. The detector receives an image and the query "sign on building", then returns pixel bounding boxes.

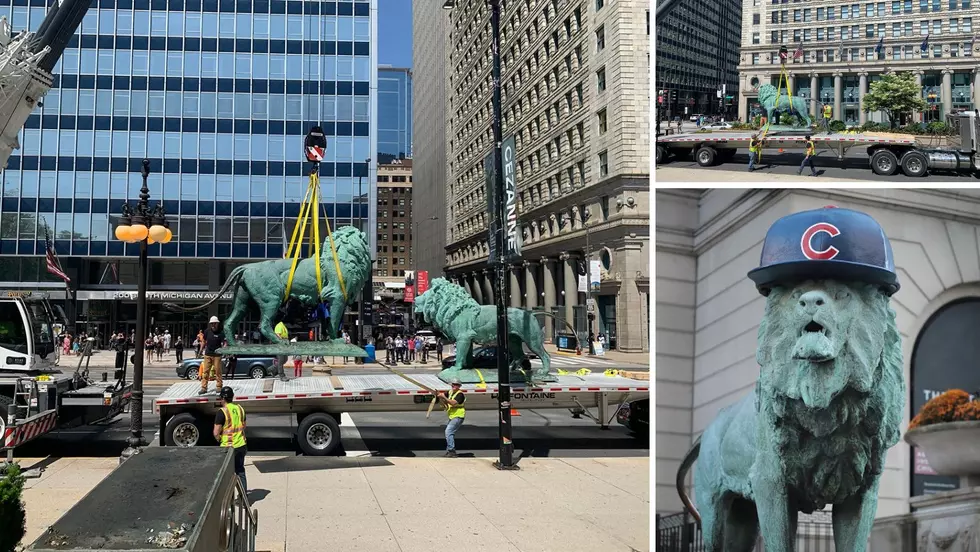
[417,270,429,296]
[403,270,415,303]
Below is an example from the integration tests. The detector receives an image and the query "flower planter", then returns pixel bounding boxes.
[905,421,980,487]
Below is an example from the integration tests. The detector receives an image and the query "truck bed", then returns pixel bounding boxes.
[657,131,917,146]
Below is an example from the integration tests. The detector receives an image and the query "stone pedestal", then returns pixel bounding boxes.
[871,487,980,551]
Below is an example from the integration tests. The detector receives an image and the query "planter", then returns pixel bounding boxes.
[905,421,980,487]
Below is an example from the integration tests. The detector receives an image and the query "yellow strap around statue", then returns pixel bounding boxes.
[474,369,486,389]
[284,177,314,300]
[283,169,348,304]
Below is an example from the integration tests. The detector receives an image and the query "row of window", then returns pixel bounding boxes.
[749,42,976,62]
[762,19,973,41]
[763,0,971,15]
[51,76,369,97]
[0,196,371,216]
[9,0,368,18]
[6,156,373,179]
[60,35,371,56]
[26,116,369,137]
[0,240,340,260]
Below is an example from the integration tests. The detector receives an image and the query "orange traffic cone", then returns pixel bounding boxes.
[778,148,785,153]
[510,409,521,416]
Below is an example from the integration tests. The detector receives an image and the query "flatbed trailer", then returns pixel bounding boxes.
[656,111,980,178]
[154,373,650,455]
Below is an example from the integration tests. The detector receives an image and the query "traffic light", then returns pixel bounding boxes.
[670,89,678,102]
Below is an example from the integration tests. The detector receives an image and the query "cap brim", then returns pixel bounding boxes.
[747,260,899,296]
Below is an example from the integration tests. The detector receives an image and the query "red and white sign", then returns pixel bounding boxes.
[417,271,429,296]
[404,270,416,303]
[306,146,325,162]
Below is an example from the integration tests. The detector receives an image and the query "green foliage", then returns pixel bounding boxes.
[829,120,847,132]
[857,120,957,136]
[0,464,27,552]
[731,121,760,130]
[862,72,929,127]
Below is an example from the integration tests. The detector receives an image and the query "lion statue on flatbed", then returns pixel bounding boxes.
[676,206,904,552]
[167,226,370,345]
[414,278,551,380]
[758,84,813,127]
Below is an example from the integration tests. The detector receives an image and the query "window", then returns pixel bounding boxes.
[595,25,605,50]
[598,151,608,178]
[934,44,943,56]
[753,13,761,24]
[934,19,943,33]
[755,32,762,44]
[921,0,929,10]
[952,17,959,32]
[920,19,929,33]
[892,22,901,36]
[966,17,973,31]
[596,67,606,92]
[597,108,607,134]
[804,7,812,21]
[596,0,603,9]
[818,6,826,18]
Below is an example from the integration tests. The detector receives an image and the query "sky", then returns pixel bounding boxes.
[378,0,413,69]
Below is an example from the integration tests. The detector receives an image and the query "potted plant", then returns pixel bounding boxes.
[905,389,980,485]
[0,463,26,552]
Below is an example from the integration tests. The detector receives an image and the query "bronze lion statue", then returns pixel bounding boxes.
[676,206,904,551]
[758,84,813,127]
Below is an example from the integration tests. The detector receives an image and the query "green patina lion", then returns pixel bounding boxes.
[758,84,813,127]
[169,226,371,345]
[677,280,905,551]
[414,278,551,380]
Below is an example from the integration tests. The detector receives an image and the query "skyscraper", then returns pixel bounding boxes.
[377,65,412,163]
[0,0,378,340]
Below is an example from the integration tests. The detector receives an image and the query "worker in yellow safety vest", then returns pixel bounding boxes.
[798,135,818,177]
[822,104,833,135]
[748,134,762,172]
[436,377,466,457]
[213,386,248,492]
[274,321,290,381]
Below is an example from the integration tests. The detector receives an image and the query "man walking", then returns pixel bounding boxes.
[407,334,416,362]
[748,134,762,172]
[798,135,818,177]
[198,316,226,395]
[274,321,289,381]
[436,338,444,362]
[436,377,466,457]
[214,386,248,492]
[822,103,833,135]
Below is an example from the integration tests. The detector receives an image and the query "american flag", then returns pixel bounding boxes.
[874,36,885,54]
[44,226,70,283]
[921,33,930,51]
[793,42,804,59]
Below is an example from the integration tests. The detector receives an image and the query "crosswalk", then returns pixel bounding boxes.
[532,355,630,367]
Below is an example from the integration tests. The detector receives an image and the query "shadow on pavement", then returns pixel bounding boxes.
[251,455,394,474]
[247,489,270,503]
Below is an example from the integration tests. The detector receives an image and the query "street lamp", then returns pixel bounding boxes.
[444,0,518,471]
[116,159,171,462]
[357,157,371,351]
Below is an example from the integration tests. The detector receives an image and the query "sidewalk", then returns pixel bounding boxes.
[17,455,650,552]
[656,166,860,183]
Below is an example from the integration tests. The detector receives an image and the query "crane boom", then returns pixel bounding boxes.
[0,0,91,170]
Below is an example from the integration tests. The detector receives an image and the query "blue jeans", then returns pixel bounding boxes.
[748,151,757,171]
[445,417,464,451]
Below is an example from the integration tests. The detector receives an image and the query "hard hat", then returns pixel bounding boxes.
[220,386,234,401]
[449,377,462,385]
[209,316,220,324]
[747,205,899,296]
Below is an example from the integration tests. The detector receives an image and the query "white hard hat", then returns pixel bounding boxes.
[209,316,220,324]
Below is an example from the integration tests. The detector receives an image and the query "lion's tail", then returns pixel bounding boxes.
[161,266,247,312]
[676,434,702,525]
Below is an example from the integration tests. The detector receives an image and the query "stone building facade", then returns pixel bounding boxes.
[737,0,980,124]
[437,0,650,352]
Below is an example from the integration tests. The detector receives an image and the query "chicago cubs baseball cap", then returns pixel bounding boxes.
[747,205,899,296]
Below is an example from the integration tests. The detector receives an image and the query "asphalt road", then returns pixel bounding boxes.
[660,148,978,182]
[13,357,649,459]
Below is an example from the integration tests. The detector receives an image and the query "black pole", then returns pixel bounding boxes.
[488,0,516,471]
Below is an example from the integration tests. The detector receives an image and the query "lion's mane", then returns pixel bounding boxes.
[758,84,777,107]
[414,278,481,340]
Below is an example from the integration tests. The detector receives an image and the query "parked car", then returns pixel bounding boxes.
[616,398,649,434]
[440,346,533,371]
[177,355,279,380]
[703,121,733,130]
[415,330,439,351]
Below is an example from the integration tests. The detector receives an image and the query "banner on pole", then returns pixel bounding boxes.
[417,270,430,296]
[590,260,601,292]
[403,270,416,303]
[501,135,521,262]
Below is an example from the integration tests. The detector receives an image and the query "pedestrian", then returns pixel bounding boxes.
[164,330,171,354]
[113,332,127,369]
[213,386,248,492]
[196,329,205,358]
[156,334,164,360]
[291,337,303,377]
[174,337,184,363]
[397,335,406,363]
[274,320,289,381]
[822,103,833,135]
[417,335,426,363]
[308,329,314,341]
[407,334,416,362]
[436,338,444,362]
[145,336,154,363]
[198,316,226,395]
[748,133,762,172]
[436,377,466,458]
[342,330,351,363]
[385,335,394,364]
[798,135,818,177]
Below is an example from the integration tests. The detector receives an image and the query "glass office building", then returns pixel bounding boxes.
[376,65,410,163]
[0,0,378,342]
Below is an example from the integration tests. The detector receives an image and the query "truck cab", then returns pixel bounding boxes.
[0,294,59,373]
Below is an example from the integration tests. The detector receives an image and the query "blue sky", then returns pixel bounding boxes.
[378,0,413,68]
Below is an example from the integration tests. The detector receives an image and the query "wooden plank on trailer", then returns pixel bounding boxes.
[330,375,344,390]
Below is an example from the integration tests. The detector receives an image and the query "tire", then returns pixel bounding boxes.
[656,145,667,164]
[901,151,928,177]
[249,366,266,379]
[164,412,208,448]
[695,146,717,167]
[296,412,342,456]
[870,149,899,176]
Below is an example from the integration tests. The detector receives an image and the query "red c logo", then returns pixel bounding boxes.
[801,222,841,260]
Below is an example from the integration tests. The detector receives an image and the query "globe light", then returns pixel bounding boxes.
[114,225,130,241]
[129,223,148,241]
[163,228,173,243]
[147,236,156,245]
[148,224,168,243]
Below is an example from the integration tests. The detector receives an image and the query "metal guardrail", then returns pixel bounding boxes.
[227,477,258,552]
[656,510,835,552]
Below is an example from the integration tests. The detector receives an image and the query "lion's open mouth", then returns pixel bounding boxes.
[802,321,830,339]
[793,320,835,362]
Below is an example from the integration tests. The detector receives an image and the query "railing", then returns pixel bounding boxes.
[225,476,258,552]
[656,510,835,552]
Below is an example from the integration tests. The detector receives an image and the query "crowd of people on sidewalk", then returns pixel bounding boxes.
[381,333,448,365]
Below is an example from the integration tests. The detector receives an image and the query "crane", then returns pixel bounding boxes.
[0,0,90,169]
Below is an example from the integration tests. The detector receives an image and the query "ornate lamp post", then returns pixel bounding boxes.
[115,159,172,462]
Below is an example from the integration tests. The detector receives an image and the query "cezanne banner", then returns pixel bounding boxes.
[501,135,521,262]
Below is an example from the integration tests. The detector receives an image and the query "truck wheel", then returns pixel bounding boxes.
[656,145,668,164]
[250,366,265,379]
[870,149,899,176]
[297,412,342,456]
[695,146,717,167]
[901,151,928,177]
[165,413,208,448]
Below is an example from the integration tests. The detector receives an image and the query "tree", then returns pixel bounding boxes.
[0,464,26,552]
[862,71,929,128]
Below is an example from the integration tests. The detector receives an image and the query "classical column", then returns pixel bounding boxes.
[541,257,557,339]
[787,73,796,96]
[973,67,980,109]
[858,72,868,125]
[481,269,494,305]
[738,72,748,121]
[469,273,483,304]
[523,260,538,310]
[942,68,953,118]
[914,70,924,122]
[509,265,521,308]
[560,251,579,331]
[833,72,843,122]
[810,73,819,118]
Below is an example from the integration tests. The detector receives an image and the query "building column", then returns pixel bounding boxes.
[509,265,521,309]
[541,257,557,339]
[973,67,980,109]
[914,70,924,123]
[481,269,494,305]
[469,273,483,304]
[737,72,748,121]
[523,260,538,310]
[858,72,868,125]
[560,252,579,331]
[942,68,953,118]
[810,73,819,118]
[833,72,843,122]
[787,73,796,97]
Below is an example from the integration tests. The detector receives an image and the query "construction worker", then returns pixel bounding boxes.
[798,135,818,177]
[213,386,247,492]
[274,321,289,381]
[198,316,226,395]
[748,134,762,172]
[437,377,466,457]
[823,104,833,134]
